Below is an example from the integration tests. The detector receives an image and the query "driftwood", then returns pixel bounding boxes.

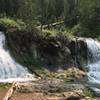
[3,82,17,100]
[37,21,64,30]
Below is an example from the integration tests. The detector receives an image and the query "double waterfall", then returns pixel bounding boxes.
[0,32,35,83]
[0,30,100,92]
[86,39,100,92]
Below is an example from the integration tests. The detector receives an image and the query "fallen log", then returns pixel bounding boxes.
[36,21,64,30]
[3,82,17,100]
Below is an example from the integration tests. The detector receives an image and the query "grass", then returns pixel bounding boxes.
[42,28,74,39]
[83,87,94,100]
[0,17,26,30]
[0,83,11,90]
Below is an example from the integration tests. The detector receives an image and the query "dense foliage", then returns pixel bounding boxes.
[0,0,100,37]
[0,18,26,30]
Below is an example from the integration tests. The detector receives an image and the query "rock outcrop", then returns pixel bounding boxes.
[5,28,87,72]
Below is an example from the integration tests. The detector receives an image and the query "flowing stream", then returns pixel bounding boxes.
[0,32,35,83]
[86,39,100,92]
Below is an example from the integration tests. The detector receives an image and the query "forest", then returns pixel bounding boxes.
[0,0,100,100]
[0,0,100,37]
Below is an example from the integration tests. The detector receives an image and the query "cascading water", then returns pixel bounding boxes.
[0,32,35,83]
[86,38,100,92]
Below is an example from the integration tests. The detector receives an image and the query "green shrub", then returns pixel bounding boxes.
[16,19,26,30]
[0,17,26,30]
[63,28,74,39]
[72,24,82,35]
[43,29,61,36]
[72,23,100,38]
[83,87,94,99]
[42,28,74,39]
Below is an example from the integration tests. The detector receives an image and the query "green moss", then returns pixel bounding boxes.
[0,83,11,90]
[0,17,26,30]
[83,87,94,99]
[42,28,74,40]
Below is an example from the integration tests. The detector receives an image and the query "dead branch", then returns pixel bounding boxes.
[3,82,17,100]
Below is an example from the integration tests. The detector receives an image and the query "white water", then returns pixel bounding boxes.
[86,39,100,92]
[0,32,35,83]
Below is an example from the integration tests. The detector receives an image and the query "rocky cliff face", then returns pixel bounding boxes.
[69,38,88,69]
[5,29,87,72]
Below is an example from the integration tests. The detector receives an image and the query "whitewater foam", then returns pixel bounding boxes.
[86,39,100,91]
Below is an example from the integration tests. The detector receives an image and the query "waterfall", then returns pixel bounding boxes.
[86,38,100,92]
[0,32,35,83]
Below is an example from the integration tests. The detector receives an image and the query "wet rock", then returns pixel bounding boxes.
[5,29,88,72]
[69,38,87,69]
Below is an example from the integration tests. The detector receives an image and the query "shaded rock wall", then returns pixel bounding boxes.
[69,38,88,69]
[5,29,87,72]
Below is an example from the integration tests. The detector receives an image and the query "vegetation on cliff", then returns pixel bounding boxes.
[0,0,100,38]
